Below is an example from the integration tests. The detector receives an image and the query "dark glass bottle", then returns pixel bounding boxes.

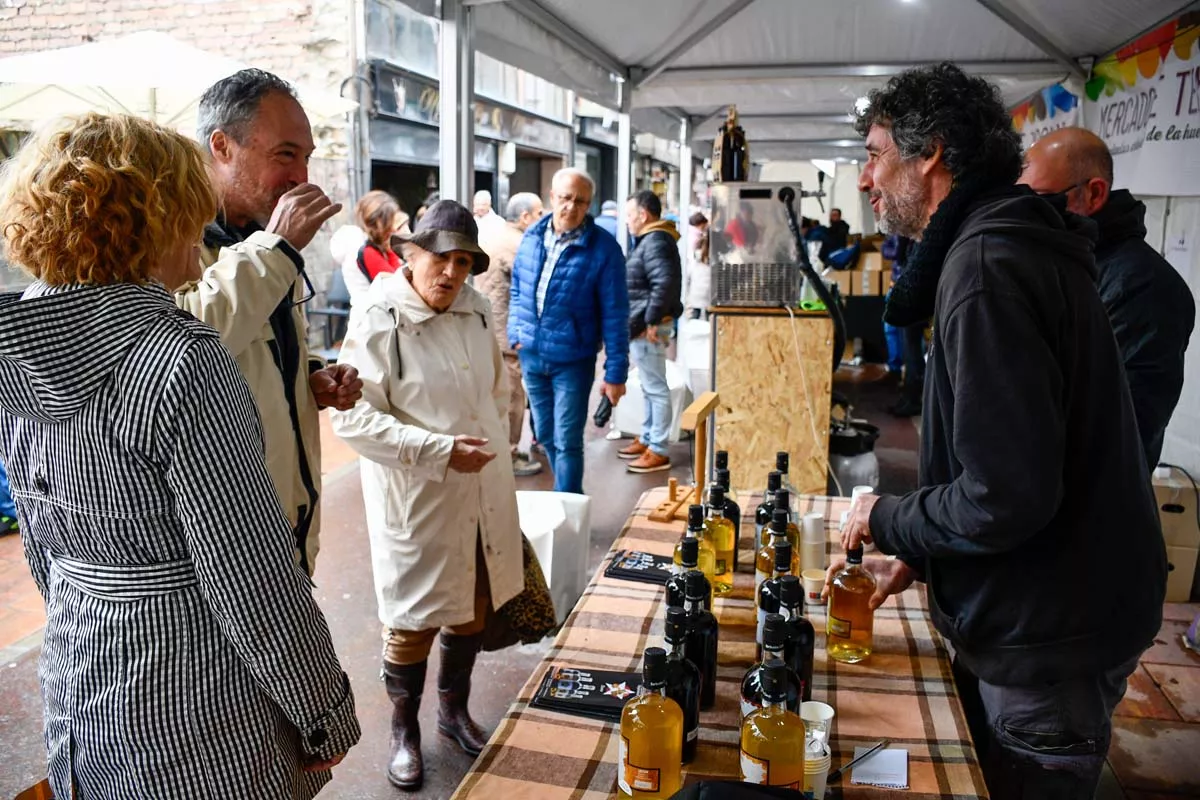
[776,451,799,503]
[683,570,720,710]
[755,471,781,544]
[664,607,702,764]
[777,575,815,703]
[666,536,712,612]
[756,538,792,661]
[715,106,749,183]
[741,614,802,718]
[714,467,742,573]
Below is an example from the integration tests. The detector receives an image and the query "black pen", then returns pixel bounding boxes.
[828,739,890,782]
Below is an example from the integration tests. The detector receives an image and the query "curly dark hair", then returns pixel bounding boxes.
[854,62,1022,184]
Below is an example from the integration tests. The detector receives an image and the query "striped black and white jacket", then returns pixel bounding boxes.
[0,281,360,799]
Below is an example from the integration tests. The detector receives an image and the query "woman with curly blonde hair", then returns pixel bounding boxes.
[0,113,360,799]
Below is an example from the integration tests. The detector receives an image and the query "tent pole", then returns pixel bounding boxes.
[439,0,475,203]
[616,80,633,256]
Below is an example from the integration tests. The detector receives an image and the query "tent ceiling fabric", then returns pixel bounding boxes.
[433,0,1193,161]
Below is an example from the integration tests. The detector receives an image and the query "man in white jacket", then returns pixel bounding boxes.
[177,69,363,575]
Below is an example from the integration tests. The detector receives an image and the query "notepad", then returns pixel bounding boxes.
[850,746,909,789]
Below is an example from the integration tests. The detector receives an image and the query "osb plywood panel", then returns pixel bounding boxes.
[713,313,833,496]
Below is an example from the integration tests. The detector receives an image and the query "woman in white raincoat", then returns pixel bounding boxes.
[332,200,523,791]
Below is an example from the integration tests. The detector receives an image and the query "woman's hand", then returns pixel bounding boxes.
[303,752,347,773]
[821,555,919,611]
[448,435,497,473]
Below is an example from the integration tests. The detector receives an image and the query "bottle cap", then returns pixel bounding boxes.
[775,539,792,572]
[774,488,790,512]
[708,485,726,508]
[779,575,802,607]
[643,647,668,689]
[715,467,731,491]
[760,660,788,702]
[846,546,864,564]
[762,613,786,649]
[679,535,699,567]
[716,450,729,470]
[687,504,704,529]
[776,451,790,474]
[685,570,710,600]
[766,471,781,493]
[771,508,790,531]
[664,607,687,644]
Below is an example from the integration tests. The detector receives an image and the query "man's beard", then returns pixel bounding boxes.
[877,166,928,239]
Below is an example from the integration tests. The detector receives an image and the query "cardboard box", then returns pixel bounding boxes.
[1154,474,1200,549]
[880,270,894,295]
[829,270,853,298]
[1166,544,1199,602]
[859,251,885,272]
[853,269,882,296]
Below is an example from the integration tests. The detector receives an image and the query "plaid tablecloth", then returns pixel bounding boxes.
[452,489,989,799]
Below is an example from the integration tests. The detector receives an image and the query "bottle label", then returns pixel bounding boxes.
[756,608,768,645]
[754,568,769,599]
[829,614,852,639]
[686,724,699,742]
[740,749,768,784]
[716,558,728,575]
[618,736,661,793]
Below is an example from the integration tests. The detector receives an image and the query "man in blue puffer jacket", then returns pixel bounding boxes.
[509,168,629,494]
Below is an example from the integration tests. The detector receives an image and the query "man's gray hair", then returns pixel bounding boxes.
[473,189,492,205]
[551,167,596,196]
[197,68,297,153]
[505,192,541,222]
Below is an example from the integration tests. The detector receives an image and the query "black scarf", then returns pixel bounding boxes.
[883,174,1010,327]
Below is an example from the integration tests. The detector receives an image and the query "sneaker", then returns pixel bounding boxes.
[627,450,671,473]
[512,454,543,477]
[617,439,648,460]
[0,515,17,536]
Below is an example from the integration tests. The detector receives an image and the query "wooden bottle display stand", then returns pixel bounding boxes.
[648,391,720,523]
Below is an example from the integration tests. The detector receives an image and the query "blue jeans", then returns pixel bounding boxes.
[519,349,595,494]
[631,334,671,456]
[0,458,15,519]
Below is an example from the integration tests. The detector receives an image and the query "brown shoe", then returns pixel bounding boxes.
[627,450,671,473]
[617,439,648,460]
[383,660,426,790]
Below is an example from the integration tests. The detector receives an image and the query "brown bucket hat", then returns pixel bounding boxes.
[395,199,490,274]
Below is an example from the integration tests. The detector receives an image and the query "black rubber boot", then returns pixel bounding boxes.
[436,632,490,757]
[383,660,427,790]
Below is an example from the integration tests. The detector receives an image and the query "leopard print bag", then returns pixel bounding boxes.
[480,534,558,651]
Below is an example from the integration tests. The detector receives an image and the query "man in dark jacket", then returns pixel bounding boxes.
[618,191,684,473]
[836,63,1165,799]
[509,168,629,494]
[1020,127,1195,470]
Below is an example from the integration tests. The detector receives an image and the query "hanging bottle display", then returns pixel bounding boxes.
[712,105,749,184]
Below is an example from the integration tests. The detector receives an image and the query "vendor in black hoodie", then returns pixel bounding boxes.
[833,64,1166,800]
[1020,127,1195,470]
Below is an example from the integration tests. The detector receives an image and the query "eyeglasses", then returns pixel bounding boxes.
[553,193,591,209]
[291,269,316,307]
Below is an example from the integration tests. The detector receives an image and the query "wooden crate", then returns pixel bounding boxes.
[711,309,833,496]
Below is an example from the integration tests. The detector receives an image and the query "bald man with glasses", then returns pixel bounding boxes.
[508,168,629,494]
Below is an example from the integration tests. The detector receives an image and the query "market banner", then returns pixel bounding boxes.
[1011,82,1081,151]
[1083,13,1200,195]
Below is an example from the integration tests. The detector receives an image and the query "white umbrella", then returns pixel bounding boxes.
[0,30,356,135]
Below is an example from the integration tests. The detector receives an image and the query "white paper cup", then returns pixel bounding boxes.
[800,569,826,606]
[800,700,836,744]
[804,749,832,800]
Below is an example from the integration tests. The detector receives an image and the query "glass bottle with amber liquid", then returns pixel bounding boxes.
[742,613,802,718]
[754,471,781,545]
[740,661,806,789]
[761,489,801,549]
[673,504,716,602]
[663,607,701,764]
[683,571,720,710]
[756,538,792,661]
[756,508,800,599]
[712,467,741,572]
[777,575,814,702]
[704,487,736,596]
[827,546,876,664]
[619,647,683,798]
[666,535,712,612]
